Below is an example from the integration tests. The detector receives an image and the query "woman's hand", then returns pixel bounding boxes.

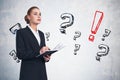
[43,55,51,62]
[40,46,50,54]
[40,46,51,62]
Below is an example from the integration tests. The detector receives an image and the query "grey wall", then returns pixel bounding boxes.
[0,0,120,80]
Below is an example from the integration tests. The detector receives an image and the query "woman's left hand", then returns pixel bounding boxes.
[43,55,51,62]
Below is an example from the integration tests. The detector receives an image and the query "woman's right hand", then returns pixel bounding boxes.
[40,46,50,55]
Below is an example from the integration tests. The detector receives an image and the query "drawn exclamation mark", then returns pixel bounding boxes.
[89,11,104,42]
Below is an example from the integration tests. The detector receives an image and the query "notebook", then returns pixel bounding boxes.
[41,43,65,56]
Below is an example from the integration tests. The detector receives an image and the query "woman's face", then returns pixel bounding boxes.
[28,8,41,25]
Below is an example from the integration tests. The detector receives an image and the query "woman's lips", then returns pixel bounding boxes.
[37,19,41,21]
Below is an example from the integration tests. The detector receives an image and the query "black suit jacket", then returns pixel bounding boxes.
[16,26,47,80]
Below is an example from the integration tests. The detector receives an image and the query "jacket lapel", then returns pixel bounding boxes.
[38,30,45,48]
[26,26,40,48]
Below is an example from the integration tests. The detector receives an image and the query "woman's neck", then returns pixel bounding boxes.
[29,23,37,32]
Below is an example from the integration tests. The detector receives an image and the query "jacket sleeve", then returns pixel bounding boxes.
[16,30,41,60]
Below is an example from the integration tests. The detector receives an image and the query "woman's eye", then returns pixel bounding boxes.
[34,13,37,15]
[39,13,41,16]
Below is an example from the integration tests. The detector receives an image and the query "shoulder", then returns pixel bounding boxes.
[17,26,28,33]
[17,26,29,36]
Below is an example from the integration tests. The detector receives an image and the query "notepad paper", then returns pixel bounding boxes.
[41,43,65,56]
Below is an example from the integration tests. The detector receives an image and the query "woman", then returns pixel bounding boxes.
[16,6,50,80]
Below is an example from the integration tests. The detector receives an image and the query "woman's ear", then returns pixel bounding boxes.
[27,15,30,21]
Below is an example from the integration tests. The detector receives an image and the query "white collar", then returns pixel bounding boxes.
[28,25,39,33]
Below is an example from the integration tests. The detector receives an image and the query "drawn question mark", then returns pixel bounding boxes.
[102,29,111,41]
[60,13,74,34]
[9,23,21,63]
[88,11,104,42]
[96,44,110,62]
[9,49,20,63]
[73,31,81,40]
[45,32,50,41]
[9,23,22,34]
[74,44,80,55]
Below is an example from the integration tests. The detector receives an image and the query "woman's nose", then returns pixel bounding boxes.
[38,15,40,18]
